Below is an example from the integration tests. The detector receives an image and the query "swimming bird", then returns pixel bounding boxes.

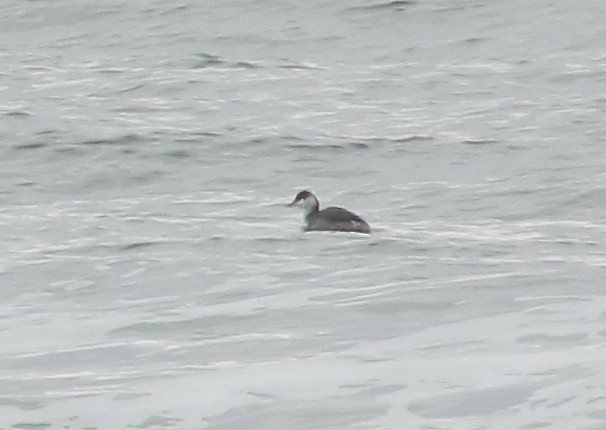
[287,190,371,234]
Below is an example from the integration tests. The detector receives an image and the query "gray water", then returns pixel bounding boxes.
[1,0,606,429]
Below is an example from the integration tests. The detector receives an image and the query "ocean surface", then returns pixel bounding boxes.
[1,0,606,429]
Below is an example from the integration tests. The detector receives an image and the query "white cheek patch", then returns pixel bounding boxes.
[302,196,316,209]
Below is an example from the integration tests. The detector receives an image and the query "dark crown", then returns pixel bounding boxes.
[295,190,313,201]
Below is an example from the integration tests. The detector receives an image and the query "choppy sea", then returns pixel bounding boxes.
[1,0,606,429]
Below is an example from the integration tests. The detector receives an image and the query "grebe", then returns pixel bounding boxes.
[288,190,371,234]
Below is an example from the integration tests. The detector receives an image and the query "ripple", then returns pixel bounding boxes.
[80,133,146,146]
[191,52,224,69]
[348,0,415,12]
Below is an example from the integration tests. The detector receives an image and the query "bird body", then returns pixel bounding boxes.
[288,190,371,234]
